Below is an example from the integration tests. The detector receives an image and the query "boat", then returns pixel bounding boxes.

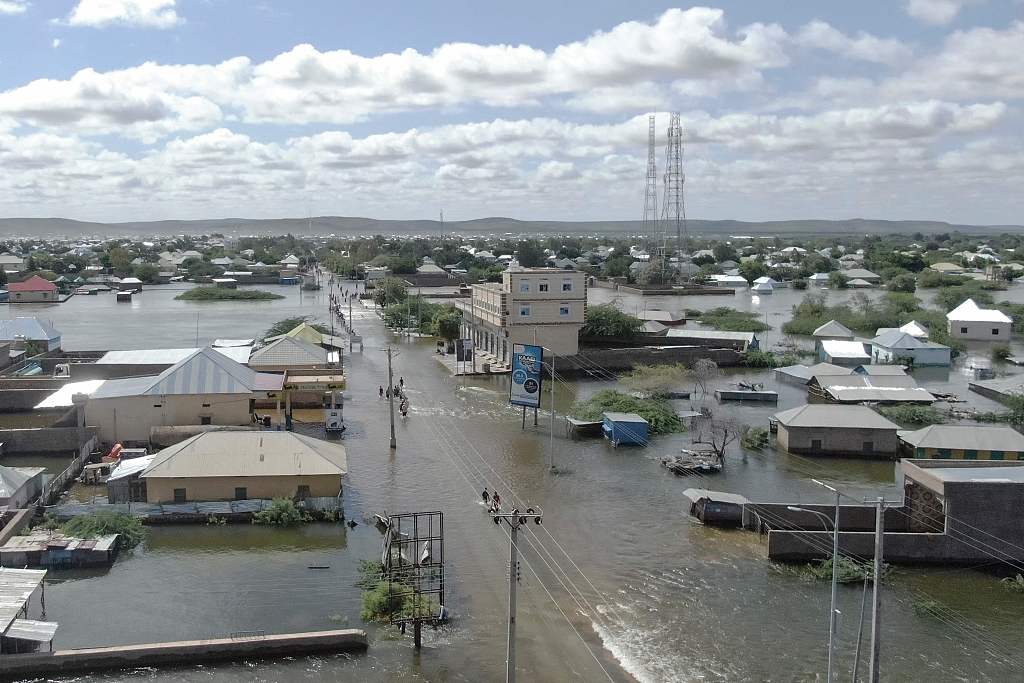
[661,449,722,476]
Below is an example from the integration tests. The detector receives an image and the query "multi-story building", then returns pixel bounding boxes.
[458,266,586,364]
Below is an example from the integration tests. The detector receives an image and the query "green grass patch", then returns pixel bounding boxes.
[62,511,147,549]
[176,286,284,301]
[742,350,799,368]
[698,307,770,332]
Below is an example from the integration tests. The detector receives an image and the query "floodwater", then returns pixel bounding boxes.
[5,282,1024,681]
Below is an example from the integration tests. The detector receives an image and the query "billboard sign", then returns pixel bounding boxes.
[455,338,474,362]
[510,343,543,408]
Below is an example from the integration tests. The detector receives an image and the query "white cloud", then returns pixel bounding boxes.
[795,20,912,64]
[905,0,981,25]
[51,38,60,48]
[65,0,181,29]
[0,0,28,15]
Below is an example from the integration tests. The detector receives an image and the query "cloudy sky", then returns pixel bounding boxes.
[0,0,1021,224]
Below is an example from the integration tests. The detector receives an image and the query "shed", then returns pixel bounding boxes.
[947,298,1012,341]
[898,425,1024,460]
[750,282,773,294]
[869,330,951,367]
[601,412,649,447]
[812,320,855,340]
[816,339,870,366]
[683,489,749,527]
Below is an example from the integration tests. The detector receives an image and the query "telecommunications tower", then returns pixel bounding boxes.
[661,112,688,279]
[641,115,662,268]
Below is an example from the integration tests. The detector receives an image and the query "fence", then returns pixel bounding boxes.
[38,434,97,506]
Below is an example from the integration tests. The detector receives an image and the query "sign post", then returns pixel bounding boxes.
[510,344,543,430]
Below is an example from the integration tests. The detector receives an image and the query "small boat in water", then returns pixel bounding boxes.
[662,449,722,476]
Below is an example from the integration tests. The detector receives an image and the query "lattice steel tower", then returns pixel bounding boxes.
[641,115,662,263]
[661,112,688,279]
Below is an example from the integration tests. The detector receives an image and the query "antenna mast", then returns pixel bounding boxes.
[661,112,688,280]
[642,115,661,267]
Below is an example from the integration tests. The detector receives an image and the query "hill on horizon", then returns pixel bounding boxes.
[0,216,1018,239]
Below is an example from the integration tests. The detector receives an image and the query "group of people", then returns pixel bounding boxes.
[379,377,409,417]
[481,487,503,513]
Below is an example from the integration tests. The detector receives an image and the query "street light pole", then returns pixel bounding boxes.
[787,500,838,683]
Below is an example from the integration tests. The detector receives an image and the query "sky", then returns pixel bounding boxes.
[0,0,1021,225]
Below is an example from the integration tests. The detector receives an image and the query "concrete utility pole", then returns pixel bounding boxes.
[813,479,841,683]
[869,497,884,683]
[548,354,556,471]
[491,506,543,683]
[385,346,397,449]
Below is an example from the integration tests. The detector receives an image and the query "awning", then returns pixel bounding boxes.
[5,619,58,642]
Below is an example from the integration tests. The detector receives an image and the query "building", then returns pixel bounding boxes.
[898,425,1024,460]
[0,567,57,653]
[601,412,649,446]
[7,276,57,304]
[812,320,855,341]
[773,404,899,457]
[459,266,586,362]
[869,330,951,367]
[874,320,929,340]
[85,347,284,444]
[774,362,853,385]
[140,431,347,503]
[809,373,935,404]
[0,253,26,272]
[0,466,45,508]
[709,275,748,288]
[947,299,1012,341]
[969,374,1024,404]
[664,329,759,351]
[0,531,118,569]
[248,336,329,373]
[930,262,965,275]
[816,339,870,366]
[840,268,881,283]
[0,318,61,351]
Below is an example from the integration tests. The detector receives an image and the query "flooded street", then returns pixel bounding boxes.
[7,283,1024,681]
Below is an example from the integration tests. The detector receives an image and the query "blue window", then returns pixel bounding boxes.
[519,280,530,293]
[991,450,1005,460]
[937,448,951,459]
[519,305,531,317]
[964,450,977,460]
[559,305,570,316]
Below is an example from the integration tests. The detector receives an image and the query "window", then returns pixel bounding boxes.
[562,279,573,292]
[964,450,977,460]
[559,305,570,316]
[173,488,186,503]
[916,447,925,457]
[297,485,311,500]
[234,487,247,500]
[200,416,212,425]
[960,327,968,333]
[993,328,1001,335]
[519,280,530,293]
[811,439,822,450]
[863,441,873,453]
[520,305,531,317]
[938,448,951,459]
[538,281,549,292]
[991,450,1005,460]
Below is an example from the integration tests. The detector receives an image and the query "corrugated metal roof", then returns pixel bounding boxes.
[825,386,936,403]
[284,323,324,345]
[947,298,1012,323]
[898,425,1024,451]
[34,379,105,409]
[96,346,251,366]
[819,340,870,358]
[665,329,756,342]
[249,336,327,367]
[0,466,43,498]
[815,374,917,389]
[775,363,853,384]
[0,567,46,633]
[0,317,60,342]
[773,405,899,429]
[142,431,347,479]
[108,454,156,481]
[602,412,648,423]
[5,619,58,642]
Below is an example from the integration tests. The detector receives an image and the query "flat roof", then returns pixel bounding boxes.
[5,619,57,642]
[602,412,648,423]
[665,329,755,342]
[0,568,45,633]
[97,346,251,366]
[34,379,106,409]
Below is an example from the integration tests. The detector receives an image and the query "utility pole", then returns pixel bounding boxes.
[386,346,397,449]
[869,496,884,683]
[548,354,556,471]
[491,506,543,683]
[812,479,841,683]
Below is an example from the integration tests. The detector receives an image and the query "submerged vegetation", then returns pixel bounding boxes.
[742,350,800,368]
[570,389,683,435]
[252,498,310,526]
[176,287,284,301]
[741,426,769,450]
[876,405,949,426]
[698,307,770,332]
[581,304,643,337]
[62,511,147,549]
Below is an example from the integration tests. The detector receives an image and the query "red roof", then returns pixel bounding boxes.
[8,275,57,292]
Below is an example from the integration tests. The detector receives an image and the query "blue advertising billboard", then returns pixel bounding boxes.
[510,343,543,408]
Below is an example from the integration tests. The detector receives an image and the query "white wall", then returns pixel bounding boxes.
[948,320,1011,341]
[86,393,252,444]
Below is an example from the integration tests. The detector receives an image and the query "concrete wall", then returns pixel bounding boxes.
[144,474,341,503]
[948,320,1011,341]
[8,290,56,303]
[871,345,951,367]
[768,529,1024,564]
[564,346,741,373]
[778,424,898,457]
[86,393,252,445]
[0,427,96,454]
[0,389,57,413]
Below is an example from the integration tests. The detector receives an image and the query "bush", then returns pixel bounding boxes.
[792,279,808,290]
[699,307,770,332]
[623,364,689,397]
[262,316,330,340]
[62,511,147,549]
[373,278,408,307]
[992,343,1012,362]
[1001,574,1024,593]
[887,273,917,293]
[569,389,683,435]
[176,287,284,301]
[828,272,849,289]
[876,405,947,425]
[252,498,309,526]
[581,304,642,337]
[741,426,769,450]
[998,301,1024,334]
[742,350,798,368]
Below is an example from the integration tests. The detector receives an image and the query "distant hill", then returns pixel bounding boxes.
[0,216,1017,239]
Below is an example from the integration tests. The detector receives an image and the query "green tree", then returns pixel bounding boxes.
[108,247,133,276]
[713,243,737,262]
[603,254,634,278]
[432,308,462,342]
[738,259,768,283]
[581,304,642,337]
[373,277,408,307]
[133,263,161,283]
[887,273,917,293]
[828,271,849,289]
[516,240,546,267]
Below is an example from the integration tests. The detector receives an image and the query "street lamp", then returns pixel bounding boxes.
[788,499,840,683]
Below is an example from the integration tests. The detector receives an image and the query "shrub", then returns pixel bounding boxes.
[262,316,330,340]
[1001,574,1024,593]
[623,364,689,397]
[569,389,683,435]
[581,304,642,337]
[741,426,769,450]
[876,405,947,425]
[828,272,849,289]
[699,307,770,332]
[176,287,284,301]
[792,279,808,290]
[742,350,798,368]
[992,343,1012,362]
[887,273,917,293]
[252,498,309,526]
[62,511,147,549]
